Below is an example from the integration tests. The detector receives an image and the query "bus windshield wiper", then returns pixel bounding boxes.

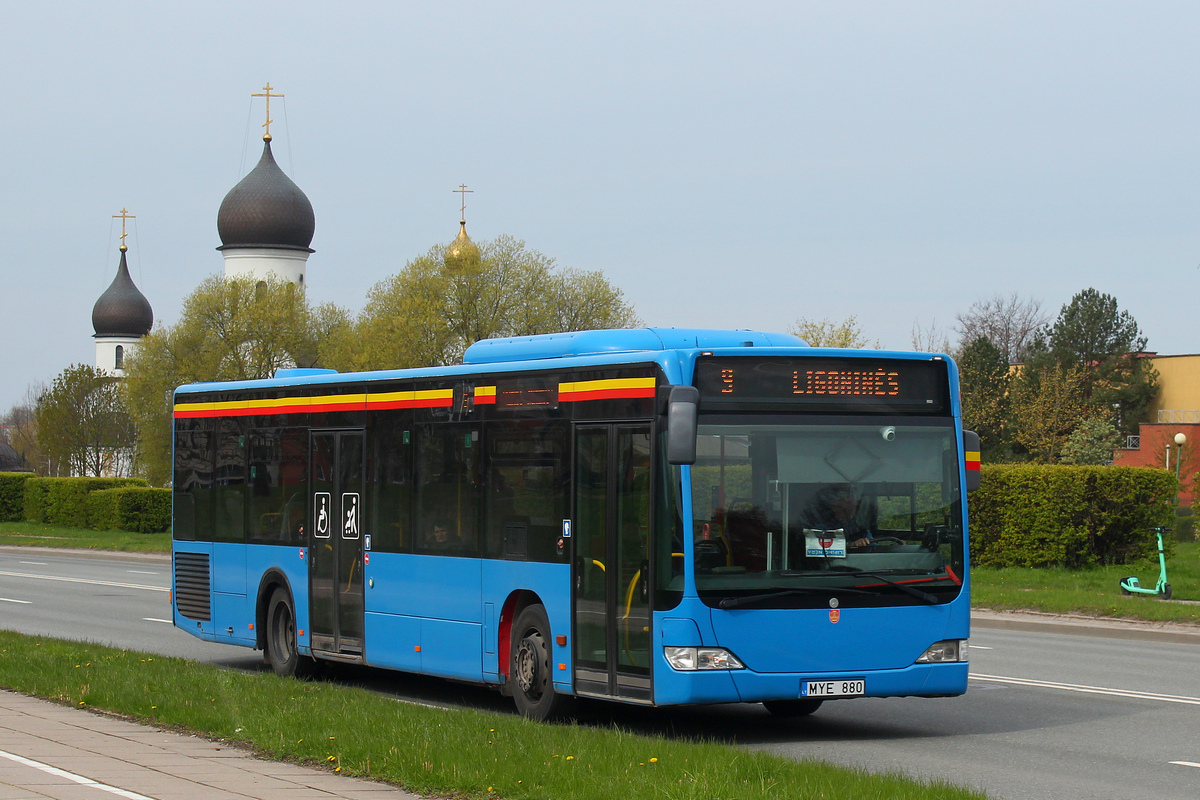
[826,568,940,604]
[718,586,873,609]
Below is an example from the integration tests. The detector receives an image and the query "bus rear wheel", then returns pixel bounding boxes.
[763,698,823,717]
[511,605,573,720]
[266,588,305,678]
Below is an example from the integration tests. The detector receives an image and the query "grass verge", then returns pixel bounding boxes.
[0,630,988,800]
[0,521,169,553]
[972,542,1200,624]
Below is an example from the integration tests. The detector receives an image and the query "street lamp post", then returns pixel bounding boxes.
[1174,433,1187,502]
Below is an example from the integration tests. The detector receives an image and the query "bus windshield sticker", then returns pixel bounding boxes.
[314,493,331,538]
[804,529,846,558]
[562,519,571,538]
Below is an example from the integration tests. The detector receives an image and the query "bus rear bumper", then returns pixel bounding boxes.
[654,662,968,706]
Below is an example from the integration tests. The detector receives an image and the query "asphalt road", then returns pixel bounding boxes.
[2,547,1198,800]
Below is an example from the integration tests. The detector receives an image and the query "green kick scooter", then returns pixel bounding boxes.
[1120,526,1172,600]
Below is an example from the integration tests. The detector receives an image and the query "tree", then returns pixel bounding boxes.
[2,383,47,474]
[1029,288,1157,434]
[1008,363,1090,462]
[910,318,952,354]
[35,365,135,477]
[1060,417,1123,465]
[957,336,1011,458]
[955,293,1049,364]
[331,235,640,371]
[789,316,878,349]
[125,276,349,484]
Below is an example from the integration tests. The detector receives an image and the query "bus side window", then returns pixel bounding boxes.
[213,419,247,543]
[415,425,481,556]
[485,419,568,562]
[368,415,411,553]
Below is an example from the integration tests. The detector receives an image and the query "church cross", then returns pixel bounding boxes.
[454,184,473,221]
[113,208,135,252]
[252,83,284,140]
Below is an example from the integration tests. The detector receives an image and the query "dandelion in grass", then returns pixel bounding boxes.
[566,756,574,761]
[650,757,658,763]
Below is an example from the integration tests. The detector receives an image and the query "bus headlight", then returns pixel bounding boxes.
[664,646,745,671]
[915,639,969,663]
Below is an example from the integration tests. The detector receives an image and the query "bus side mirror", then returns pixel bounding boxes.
[963,430,981,493]
[666,386,700,465]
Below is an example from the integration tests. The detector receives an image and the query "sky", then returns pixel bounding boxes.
[4,1,1200,411]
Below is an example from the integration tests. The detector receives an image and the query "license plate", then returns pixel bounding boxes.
[803,679,865,697]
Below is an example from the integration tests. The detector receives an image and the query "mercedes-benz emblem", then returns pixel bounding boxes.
[829,597,839,609]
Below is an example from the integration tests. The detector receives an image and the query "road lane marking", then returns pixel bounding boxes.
[18,561,47,565]
[143,617,173,624]
[1169,761,1200,769]
[971,672,1200,706]
[0,748,155,800]
[0,597,32,604]
[126,570,158,575]
[0,570,167,593]
[969,645,994,650]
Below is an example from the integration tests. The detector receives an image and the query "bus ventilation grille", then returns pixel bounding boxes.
[174,552,211,622]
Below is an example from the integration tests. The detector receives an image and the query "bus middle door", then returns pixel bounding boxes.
[572,423,653,702]
[309,430,365,658]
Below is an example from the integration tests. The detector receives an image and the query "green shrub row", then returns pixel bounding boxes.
[0,472,34,521]
[969,464,1177,568]
[86,487,172,533]
[20,476,168,532]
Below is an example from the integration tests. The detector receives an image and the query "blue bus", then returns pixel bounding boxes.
[171,328,980,719]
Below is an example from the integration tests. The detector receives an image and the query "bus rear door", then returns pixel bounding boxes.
[572,424,653,702]
[309,429,365,658]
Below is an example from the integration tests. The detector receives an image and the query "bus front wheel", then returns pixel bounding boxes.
[510,605,573,720]
[266,588,303,677]
[763,698,823,717]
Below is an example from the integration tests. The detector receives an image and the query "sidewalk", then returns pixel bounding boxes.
[0,691,421,800]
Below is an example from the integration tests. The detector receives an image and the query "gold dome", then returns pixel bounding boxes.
[445,220,482,271]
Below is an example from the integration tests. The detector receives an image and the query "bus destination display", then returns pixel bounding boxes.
[694,357,948,410]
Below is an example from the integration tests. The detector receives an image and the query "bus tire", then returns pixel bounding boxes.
[266,588,304,678]
[762,698,823,717]
[510,604,573,720]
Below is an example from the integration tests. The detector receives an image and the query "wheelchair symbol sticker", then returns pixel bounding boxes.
[314,492,331,538]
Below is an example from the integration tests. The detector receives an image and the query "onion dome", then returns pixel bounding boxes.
[92,248,153,337]
[217,139,315,252]
[445,220,481,271]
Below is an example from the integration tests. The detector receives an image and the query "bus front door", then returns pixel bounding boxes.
[572,424,653,702]
[309,430,365,658]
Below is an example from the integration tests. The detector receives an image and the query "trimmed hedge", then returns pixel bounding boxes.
[969,464,1177,568]
[0,472,35,522]
[23,477,147,529]
[86,487,171,533]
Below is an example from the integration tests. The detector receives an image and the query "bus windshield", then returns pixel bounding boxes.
[690,417,965,608]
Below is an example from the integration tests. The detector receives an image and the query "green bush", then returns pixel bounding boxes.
[86,487,171,533]
[0,472,35,521]
[1175,507,1196,543]
[969,464,1176,568]
[23,477,147,528]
